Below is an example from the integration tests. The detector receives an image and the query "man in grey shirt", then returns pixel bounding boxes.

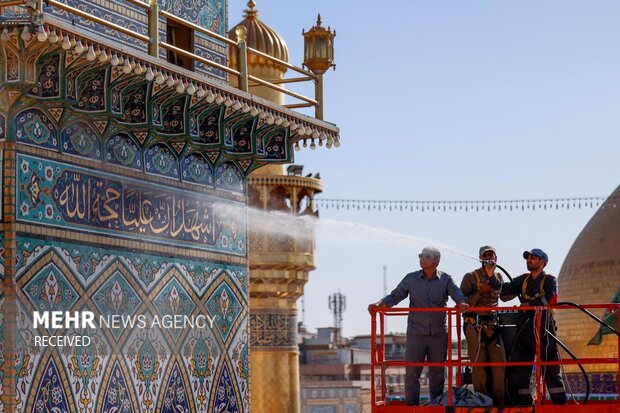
[368,246,469,405]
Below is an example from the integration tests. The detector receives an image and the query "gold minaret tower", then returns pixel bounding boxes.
[229,2,323,412]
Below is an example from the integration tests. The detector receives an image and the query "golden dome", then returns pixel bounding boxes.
[228,0,289,70]
[556,184,620,372]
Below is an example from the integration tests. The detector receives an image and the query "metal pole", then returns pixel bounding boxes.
[447,308,453,406]
[148,0,159,57]
[456,310,462,387]
[380,311,386,402]
[315,73,324,120]
[383,266,388,334]
[236,25,249,92]
[535,308,542,406]
[371,309,377,409]
[617,304,620,403]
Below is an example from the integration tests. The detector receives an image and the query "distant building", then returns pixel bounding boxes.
[299,327,410,412]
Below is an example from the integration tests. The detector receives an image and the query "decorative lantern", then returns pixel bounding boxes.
[302,14,336,74]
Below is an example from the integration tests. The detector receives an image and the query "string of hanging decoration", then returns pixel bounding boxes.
[314,196,618,212]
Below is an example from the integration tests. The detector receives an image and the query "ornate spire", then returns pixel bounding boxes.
[244,0,258,18]
[229,0,289,66]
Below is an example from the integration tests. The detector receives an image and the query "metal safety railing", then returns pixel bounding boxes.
[0,0,323,118]
[370,304,620,412]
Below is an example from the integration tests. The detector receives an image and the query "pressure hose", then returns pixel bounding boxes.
[487,262,596,404]
[556,301,619,337]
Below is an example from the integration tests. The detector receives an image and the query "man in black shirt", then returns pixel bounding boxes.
[488,248,567,405]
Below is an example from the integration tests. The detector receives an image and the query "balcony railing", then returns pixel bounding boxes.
[0,0,325,119]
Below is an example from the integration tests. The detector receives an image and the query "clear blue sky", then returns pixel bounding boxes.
[229,1,620,337]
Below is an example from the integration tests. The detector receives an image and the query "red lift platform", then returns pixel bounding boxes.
[370,304,620,413]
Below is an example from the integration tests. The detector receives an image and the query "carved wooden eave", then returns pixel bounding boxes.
[0,12,340,175]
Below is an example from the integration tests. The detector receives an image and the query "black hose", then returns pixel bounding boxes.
[490,263,591,404]
[557,301,619,337]
[494,263,523,303]
[546,329,590,404]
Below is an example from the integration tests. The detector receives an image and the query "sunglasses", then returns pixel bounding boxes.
[418,253,436,259]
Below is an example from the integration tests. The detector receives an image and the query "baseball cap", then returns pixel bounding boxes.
[523,248,548,264]
[479,245,496,256]
[418,246,441,259]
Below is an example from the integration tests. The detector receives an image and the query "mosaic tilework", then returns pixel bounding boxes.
[264,130,288,160]
[206,283,243,342]
[214,363,241,413]
[52,0,149,50]
[105,133,143,170]
[5,47,20,82]
[51,0,227,81]
[16,235,248,297]
[0,152,2,221]
[160,0,227,79]
[14,300,47,413]
[215,162,245,193]
[74,67,107,112]
[181,153,215,187]
[92,271,143,341]
[61,121,102,160]
[15,108,58,150]
[22,262,80,314]
[9,50,293,185]
[0,232,3,412]
[13,235,248,413]
[29,53,61,98]
[159,361,193,412]
[230,317,249,412]
[32,358,73,412]
[123,317,171,413]
[0,231,3,277]
[61,303,112,413]
[0,7,305,407]
[193,108,221,144]
[120,83,148,124]
[161,96,187,135]
[153,278,196,342]
[16,153,247,256]
[145,144,180,179]
[228,118,255,154]
[182,327,221,412]
[0,115,5,140]
[101,360,137,412]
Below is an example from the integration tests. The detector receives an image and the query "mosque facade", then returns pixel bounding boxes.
[0,1,338,412]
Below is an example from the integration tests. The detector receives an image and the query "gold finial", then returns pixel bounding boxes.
[244,0,258,17]
[316,14,322,27]
[235,25,247,43]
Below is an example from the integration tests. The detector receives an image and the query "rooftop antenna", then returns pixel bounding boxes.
[328,290,346,345]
